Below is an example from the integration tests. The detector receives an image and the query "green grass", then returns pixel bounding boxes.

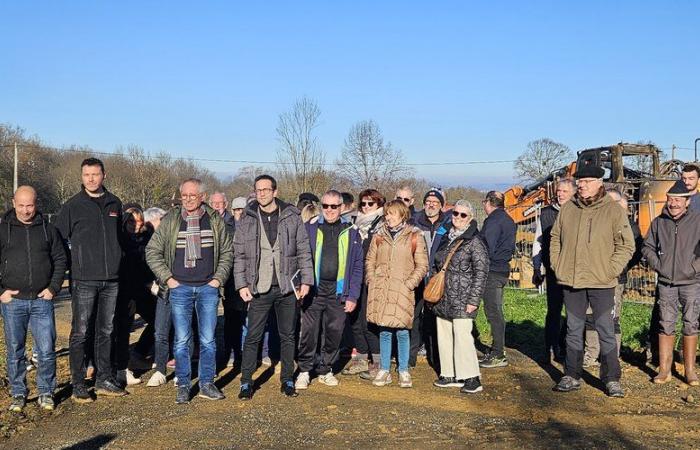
[474,289,653,355]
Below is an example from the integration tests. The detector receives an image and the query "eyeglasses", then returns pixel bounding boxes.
[396,196,412,202]
[361,201,376,207]
[181,194,201,200]
[255,188,274,194]
[452,211,470,219]
[322,203,341,210]
[425,200,440,206]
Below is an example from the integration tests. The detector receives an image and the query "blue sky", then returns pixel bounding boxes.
[2,1,699,187]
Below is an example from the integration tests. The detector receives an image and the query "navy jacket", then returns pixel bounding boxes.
[480,207,516,274]
[306,216,364,303]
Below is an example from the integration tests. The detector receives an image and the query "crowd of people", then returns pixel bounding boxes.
[1,157,700,412]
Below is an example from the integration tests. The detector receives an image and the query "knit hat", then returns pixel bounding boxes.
[574,164,605,179]
[298,192,320,204]
[231,197,247,209]
[424,189,445,206]
[666,180,693,197]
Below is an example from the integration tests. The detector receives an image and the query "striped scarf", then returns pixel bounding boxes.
[182,207,204,268]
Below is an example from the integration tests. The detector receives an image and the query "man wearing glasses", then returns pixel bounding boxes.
[395,186,417,216]
[295,190,364,390]
[146,178,233,404]
[234,174,314,400]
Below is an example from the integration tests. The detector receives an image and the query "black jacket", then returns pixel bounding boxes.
[56,187,123,281]
[431,221,490,320]
[0,210,67,298]
[538,205,559,271]
[480,208,516,274]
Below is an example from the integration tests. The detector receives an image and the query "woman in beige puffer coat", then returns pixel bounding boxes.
[365,200,428,388]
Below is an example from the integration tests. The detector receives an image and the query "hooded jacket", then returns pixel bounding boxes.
[431,221,490,320]
[233,199,314,296]
[642,208,700,285]
[306,215,364,303]
[0,210,67,298]
[550,192,635,289]
[55,187,123,281]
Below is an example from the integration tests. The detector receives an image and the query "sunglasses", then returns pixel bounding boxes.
[322,203,341,210]
[452,211,470,218]
[361,201,376,207]
[396,196,412,202]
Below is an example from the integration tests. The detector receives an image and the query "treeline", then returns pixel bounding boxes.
[0,123,486,214]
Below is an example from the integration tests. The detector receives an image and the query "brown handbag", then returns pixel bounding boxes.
[423,240,464,304]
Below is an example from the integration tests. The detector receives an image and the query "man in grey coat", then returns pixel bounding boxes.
[642,180,700,386]
[234,174,314,400]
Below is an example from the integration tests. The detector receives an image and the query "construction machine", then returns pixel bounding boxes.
[504,142,683,295]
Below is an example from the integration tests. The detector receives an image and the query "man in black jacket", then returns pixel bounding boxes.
[56,158,126,402]
[479,191,516,368]
[532,179,575,363]
[1,186,67,412]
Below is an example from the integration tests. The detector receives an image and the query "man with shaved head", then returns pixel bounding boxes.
[1,186,67,412]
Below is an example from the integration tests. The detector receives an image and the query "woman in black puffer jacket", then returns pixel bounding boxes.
[431,200,489,394]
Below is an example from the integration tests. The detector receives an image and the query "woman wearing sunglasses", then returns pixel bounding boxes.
[342,189,386,378]
[365,200,428,388]
[430,200,489,394]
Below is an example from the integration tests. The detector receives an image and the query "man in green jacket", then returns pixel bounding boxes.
[550,165,634,398]
[146,178,233,404]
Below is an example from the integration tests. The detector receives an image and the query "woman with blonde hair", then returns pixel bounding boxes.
[365,200,428,388]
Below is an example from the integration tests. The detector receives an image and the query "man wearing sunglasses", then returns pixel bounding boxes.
[395,186,416,216]
[295,190,364,390]
[234,174,314,400]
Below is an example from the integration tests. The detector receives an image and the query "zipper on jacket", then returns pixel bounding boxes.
[672,221,678,281]
[26,227,33,292]
[587,218,593,244]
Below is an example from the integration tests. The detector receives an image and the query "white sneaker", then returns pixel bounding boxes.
[372,370,392,387]
[147,371,167,387]
[295,371,310,390]
[317,372,339,387]
[399,371,413,388]
[126,369,142,385]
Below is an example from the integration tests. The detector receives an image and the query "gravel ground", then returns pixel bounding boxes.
[1,298,699,449]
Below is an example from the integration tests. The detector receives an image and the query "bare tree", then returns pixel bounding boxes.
[514,138,573,182]
[275,97,327,195]
[336,119,412,191]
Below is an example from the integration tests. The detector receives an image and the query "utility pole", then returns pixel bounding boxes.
[13,142,18,192]
[672,144,676,160]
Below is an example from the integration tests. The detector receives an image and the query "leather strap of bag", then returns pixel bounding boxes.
[439,240,464,273]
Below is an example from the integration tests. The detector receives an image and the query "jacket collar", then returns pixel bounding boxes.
[244,198,298,220]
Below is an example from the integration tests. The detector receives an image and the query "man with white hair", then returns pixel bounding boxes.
[146,178,233,404]
[210,191,235,227]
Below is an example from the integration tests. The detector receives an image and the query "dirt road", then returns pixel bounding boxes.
[1,298,699,449]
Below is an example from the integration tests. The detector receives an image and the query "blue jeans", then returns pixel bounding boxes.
[1,298,56,396]
[379,327,410,372]
[153,295,172,374]
[170,284,219,387]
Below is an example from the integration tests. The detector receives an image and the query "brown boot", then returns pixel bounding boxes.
[683,335,699,386]
[654,334,674,384]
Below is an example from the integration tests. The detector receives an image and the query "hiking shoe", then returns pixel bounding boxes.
[8,395,26,412]
[433,376,463,388]
[280,381,298,397]
[606,381,625,398]
[198,383,225,400]
[341,358,369,375]
[261,356,272,366]
[239,383,253,400]
[318,372,339,387]
[147,371,167,387]
[460,376,483,394]
[372,370,392,387]
[398,371,413,388]
[176,385,190,404]
[71,384,94,404]
[38,394,55,411]
[554,376,581,392]
[359,363,380,381]
[479,352,508,368]
[125,369,141,386]
[582,354,600,369]
[295,372,311,390]
[95,379,127,397]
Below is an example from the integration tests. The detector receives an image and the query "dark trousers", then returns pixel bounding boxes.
[240,286,297,385]
[563,286,621,383]
[153,295,173,374]
[348,284,379,357]
[222,297,246,364]
[69,280,119,385]
[544,272,566,354]
[409,296,424,367]
[298,295,346,374]
[113,287,156,372]
[483,271,509,356]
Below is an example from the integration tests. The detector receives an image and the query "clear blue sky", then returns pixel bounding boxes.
[2,1,699,187]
